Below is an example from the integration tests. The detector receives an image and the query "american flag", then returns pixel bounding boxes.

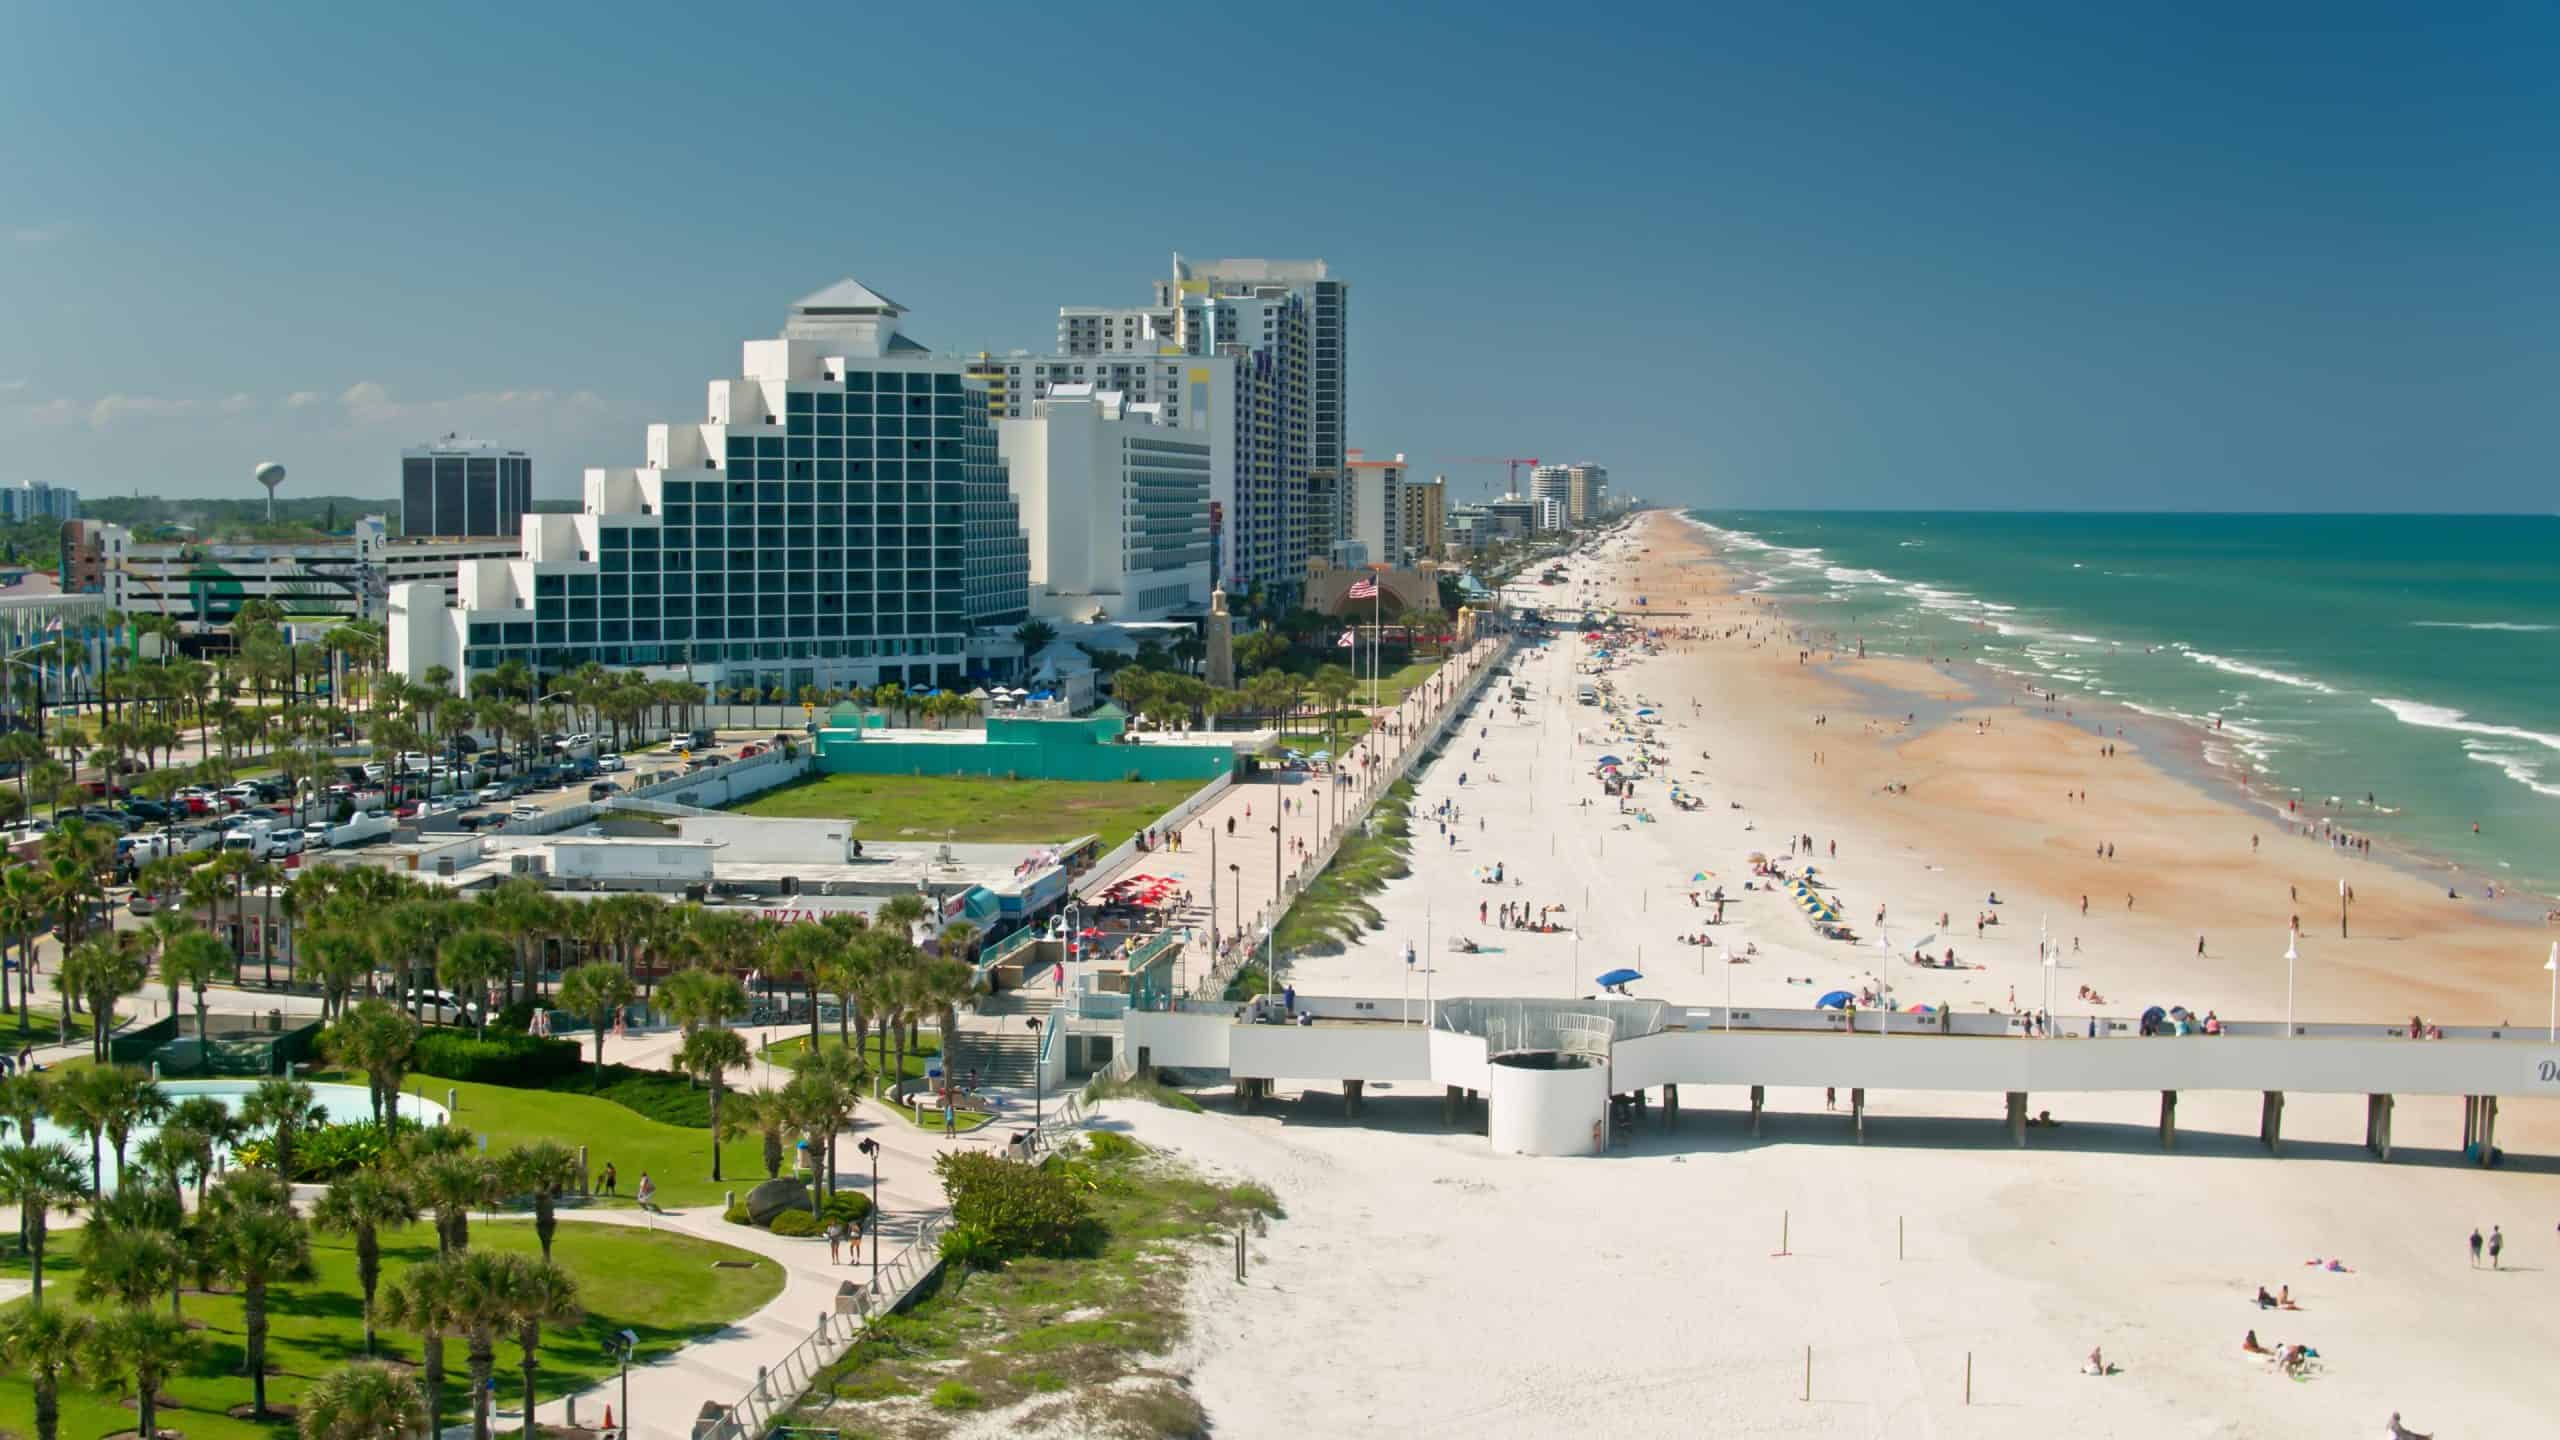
[1346,577,1379,599]
[1336,631,1356,648]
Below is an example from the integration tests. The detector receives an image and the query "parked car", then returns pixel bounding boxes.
[74,806,133,832]
[509,802,543,821]
[120,799,172,823]
[586,781,620,801]
[476,783,512,805]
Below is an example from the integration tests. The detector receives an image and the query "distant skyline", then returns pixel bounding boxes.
[2,2,2552,513]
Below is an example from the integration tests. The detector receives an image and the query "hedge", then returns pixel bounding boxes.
[412,1030,585,1085]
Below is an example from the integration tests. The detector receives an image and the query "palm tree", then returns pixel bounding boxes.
[418,1151,497,1255]
[241,1077,322,1181]
[298,1359,427,1440]
[438,1251,556,1440]
[75,1180,187,1318]
[0,1069,48,1147]
[718,1088,788,1180]
[500,1141,584,1263]
[39,1066,118,1196]
[57,931,147,1062]
[204,1169,313,1418]
[163,1094,244,1208]
[158,928,234,1072]
[504,1254,582,1440]
[785,1045,865,1201]
[0,1144,86,1303]
[0,1304,91,1440]
[312,1169,419,1356]
[83,1307,198,1440]
[675,1027,750,1181]
[436,929,511,1040]
[327,998,420,1127]
[557,961,634,1081]
[95,1067,168,1193]
[659,966,748,1037]
[380,1257,461,1438]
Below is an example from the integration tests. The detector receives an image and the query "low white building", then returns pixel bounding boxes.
[996,386,1212,622]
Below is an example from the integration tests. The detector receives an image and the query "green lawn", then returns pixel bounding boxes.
[726,773,1203,850]
[0,1219,782,1440]
[367,1071,769,1209]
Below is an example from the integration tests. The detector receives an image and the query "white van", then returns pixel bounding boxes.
[1576,683,1601,706]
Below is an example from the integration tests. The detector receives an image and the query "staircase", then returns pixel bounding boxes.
[956,991,1053,1092]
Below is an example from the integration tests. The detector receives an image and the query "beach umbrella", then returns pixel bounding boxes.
[1816,990,1853,1009]
[1906,1003,1934,1015]
[1595,755,1624,767]
[1595,967,1643,987]
[2140,1005,2166,1028]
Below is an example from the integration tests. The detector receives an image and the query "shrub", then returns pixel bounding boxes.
[413,1030,583,1085]
[927,1381,982,1412]
[235,1117,421,1181]
[817,1191,872,1227]
[722,1201,753,1227]
[932,1150,1098,1262]
[769,1210,823,1237]
[490,999,538,1034]
[1084,1131,1146,1163]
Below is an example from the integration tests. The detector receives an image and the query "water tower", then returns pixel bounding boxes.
[254,461,286,521]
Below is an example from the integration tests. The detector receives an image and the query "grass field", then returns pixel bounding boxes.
[726,773,1202,850]
[348,1070,771,1208]
[0,1219,781,1440]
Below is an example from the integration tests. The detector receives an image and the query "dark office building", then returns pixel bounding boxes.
[400,439,532,537]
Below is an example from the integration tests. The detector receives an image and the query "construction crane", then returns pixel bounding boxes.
[1439,456,1541,500]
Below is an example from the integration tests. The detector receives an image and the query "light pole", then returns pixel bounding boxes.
[2545,943,2557,1043]
[611,1328,637,1438]
[2284,934,2299,1038]
[855,1136,881,1296]
[1026,1016,1045,1131]
[1226,863,1241,946]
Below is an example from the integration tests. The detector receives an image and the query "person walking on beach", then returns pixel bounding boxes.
[2489,1225,2504,1269]
[2469,1227,2483,1267]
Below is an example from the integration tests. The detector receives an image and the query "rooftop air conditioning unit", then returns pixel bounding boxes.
[434,856,456,877]
[511,854,548,877]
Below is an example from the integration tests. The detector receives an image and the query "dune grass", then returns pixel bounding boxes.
[0,1219,781,1440]
[1259,778,1418,976]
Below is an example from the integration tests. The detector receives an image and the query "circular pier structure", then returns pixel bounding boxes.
[1486,1049,1610,1156]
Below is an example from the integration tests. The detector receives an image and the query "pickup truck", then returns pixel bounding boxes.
[304,812,396,849]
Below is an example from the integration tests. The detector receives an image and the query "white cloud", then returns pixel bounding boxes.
[220,392,257,414]
[285,390,324,409]
[10,224,68,247]
[89,393,211,429]
[337,381,601,426]
[0,379,28,393]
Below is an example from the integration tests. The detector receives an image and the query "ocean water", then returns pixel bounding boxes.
[1683,511,2560,898]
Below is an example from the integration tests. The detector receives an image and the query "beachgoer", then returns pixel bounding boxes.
[2469,1227,2483,1267]
[828,1220,846,1264]
[635,1173,657,1213]
[2242,1330,2268,1355]
[2489,1225,2503,1269]
[2085,1346,2108,1377]
[600,1162,618,1197]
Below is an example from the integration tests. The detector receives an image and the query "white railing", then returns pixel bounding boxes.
[699,1205,952,1440]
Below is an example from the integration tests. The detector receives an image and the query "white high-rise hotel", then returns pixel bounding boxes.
[1014,254,1345,598]
[392,281,1031,697]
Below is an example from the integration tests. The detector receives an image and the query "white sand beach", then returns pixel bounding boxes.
[1097,511,2560,1437]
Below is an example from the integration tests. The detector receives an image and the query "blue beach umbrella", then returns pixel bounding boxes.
[1595,967,1643,988]
[1817,990,1854,1009]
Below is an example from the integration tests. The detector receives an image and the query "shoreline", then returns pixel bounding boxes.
[1675,508,2560,913]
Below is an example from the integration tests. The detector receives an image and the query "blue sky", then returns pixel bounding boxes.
[2,2,2552,512]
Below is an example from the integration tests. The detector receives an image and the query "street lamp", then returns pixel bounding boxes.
[855,1136,882,1296]
[1225,863,1241,945]
[2544,942,2557,1043]
[611,1328,638,1438]
[2284,934,2300,1038]
[1026,1016,1045,1131]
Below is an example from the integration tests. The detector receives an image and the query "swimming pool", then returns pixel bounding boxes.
[27,1079,449,1189]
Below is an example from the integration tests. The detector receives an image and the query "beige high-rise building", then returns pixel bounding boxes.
[1401,475,1445,560]
[1566,462,1609,523]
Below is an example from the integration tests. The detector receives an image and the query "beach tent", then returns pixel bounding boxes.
[1595,967,1643,987]
[1816,991,1853,1009]
[2140,1005,2167,1028]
